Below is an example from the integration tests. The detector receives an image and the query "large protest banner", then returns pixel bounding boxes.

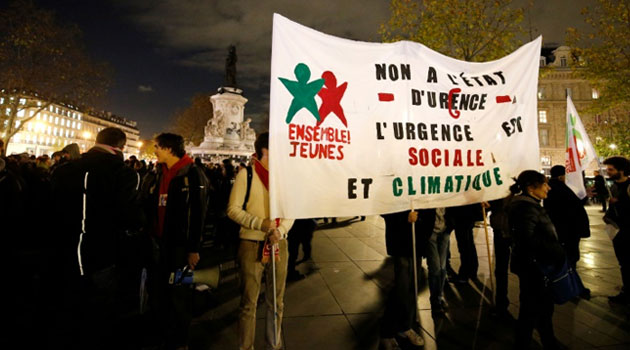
[269,14,541,219]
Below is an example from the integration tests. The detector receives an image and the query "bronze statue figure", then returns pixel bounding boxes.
[225,45,237,87]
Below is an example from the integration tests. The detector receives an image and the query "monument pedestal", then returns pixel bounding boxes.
[189,87,256,160]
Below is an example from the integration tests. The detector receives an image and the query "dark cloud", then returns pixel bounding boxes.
[137,85,154,93]
[116,0,390,90]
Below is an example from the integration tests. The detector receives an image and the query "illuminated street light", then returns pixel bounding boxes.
[83,131,92,139]
[138,141,143,148]
[609,144,617,150]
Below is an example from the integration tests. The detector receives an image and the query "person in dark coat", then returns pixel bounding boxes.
[487,194,515,319]
[508,170,566,350]
[593,170,609,212]
[378,210,428,349]
[50,127,144,349]
[141,133,209,350]
[603,156,630,304]
[544,165,591,298]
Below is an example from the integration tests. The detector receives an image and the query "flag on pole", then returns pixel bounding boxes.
[565,95,598,199]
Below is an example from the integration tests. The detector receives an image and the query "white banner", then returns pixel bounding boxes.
[269,14,541,219]
[565,96,598,199]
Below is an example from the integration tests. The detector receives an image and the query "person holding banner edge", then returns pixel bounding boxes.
[227,132,295,350]
[379,210,428,349]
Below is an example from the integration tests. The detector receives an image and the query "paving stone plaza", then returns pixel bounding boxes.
[189,206,630,349]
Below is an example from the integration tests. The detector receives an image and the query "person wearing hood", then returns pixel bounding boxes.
[62,143,81,161]
[507,170,566,350]
[141,133,209,350]
[50,127,144,349]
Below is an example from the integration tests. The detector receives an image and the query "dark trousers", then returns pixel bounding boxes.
[381,256,416,337]
[598,196,608,211]
[516,268,558,350]
[613,230,630,292]
[493,230,511,311]
[287,219,316,273]
[454,222,479,279]
[150,243,194,349]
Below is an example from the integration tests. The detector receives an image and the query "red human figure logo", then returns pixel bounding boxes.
[317,71,348,127]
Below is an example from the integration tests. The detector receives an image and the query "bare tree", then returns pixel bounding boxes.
[0,0,111,155]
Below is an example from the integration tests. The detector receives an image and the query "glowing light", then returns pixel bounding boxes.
[138,141,143,148]
[83,131,92,139]
[609,144,617,150]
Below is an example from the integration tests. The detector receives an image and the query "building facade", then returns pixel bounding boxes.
[2,96,140,158]
[537,45,598,175]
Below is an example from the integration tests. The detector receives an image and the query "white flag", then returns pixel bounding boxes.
[565,95,598,199]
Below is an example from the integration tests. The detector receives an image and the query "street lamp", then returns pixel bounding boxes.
[138,141,143,148]
[609,143,617,150]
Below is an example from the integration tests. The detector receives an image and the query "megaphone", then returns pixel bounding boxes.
[169,265,221,289]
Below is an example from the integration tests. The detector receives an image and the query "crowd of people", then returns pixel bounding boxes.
[1,130,629,350]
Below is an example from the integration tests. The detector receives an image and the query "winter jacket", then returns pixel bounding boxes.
[51,148,143,276]
[142,163,208,268]
[507,194,565,274]
[544,178,590,243]
[382,209,455,257]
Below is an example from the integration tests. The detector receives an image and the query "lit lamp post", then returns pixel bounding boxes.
[609,143,617,150]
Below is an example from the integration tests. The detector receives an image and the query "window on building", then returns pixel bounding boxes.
[592,89,599,99]
[55,116,59,124]
[540,57,546,67]
[5,108,11,115]
[0,98,4,104]
[540,129,549,146]
[77,122,81,130]
[560,56,567,67]
[30,110,35,117]
[72,121,76,129]
[17,109,25,117]
[538,87,545,100]
[566,88,572,98]
[19,98,26,105]
[539,110,548,123]
[78,114,82,120]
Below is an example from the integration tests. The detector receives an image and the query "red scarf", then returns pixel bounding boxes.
[156,155,194,237]
[253,156,269,190]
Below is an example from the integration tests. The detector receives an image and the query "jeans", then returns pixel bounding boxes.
[381,256,416,337]
[238,239,288,350]
[426,229,451,308]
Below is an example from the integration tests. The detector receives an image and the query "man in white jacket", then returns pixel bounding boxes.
[228,132,294,350]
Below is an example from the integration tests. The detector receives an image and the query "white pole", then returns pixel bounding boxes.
[271,242,278,347]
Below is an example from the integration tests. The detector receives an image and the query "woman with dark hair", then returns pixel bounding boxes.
[507,170,565,350]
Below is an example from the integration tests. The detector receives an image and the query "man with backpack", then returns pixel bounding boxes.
[227,132,294,350]
[142,133,209,350]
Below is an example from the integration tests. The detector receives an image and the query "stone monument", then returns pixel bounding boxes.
[189,45,256,160]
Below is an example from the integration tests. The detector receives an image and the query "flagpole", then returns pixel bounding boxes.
[410,199,420,323]
[481,206,495,302]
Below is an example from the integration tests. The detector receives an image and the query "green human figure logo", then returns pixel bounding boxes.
[278,63,325,124]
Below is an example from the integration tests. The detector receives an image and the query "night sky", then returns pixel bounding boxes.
[30,0,591,139]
